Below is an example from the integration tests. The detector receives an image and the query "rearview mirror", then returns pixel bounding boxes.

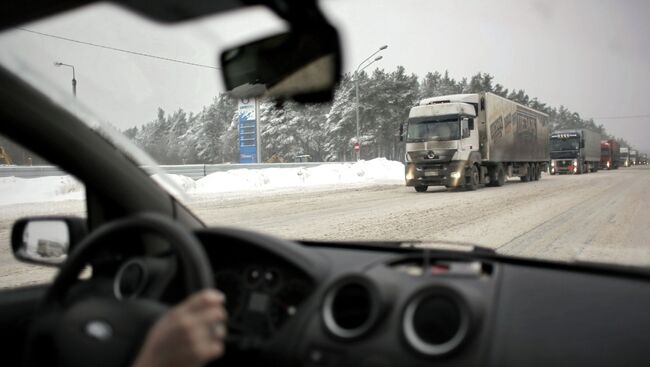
[220,26,342,103]
[11,217,86,267]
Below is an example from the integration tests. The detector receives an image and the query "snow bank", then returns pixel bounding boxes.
[0,176,85,206]
[193,158,404,194]
[0,159,404,206]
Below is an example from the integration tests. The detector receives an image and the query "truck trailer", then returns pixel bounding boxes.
[549,129,601,174]
[600,139,620,170]
[620,147,630,167]
[402,92,550,192]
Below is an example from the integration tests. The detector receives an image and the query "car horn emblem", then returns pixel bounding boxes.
[426,151,437,159]
[85,320,113,341]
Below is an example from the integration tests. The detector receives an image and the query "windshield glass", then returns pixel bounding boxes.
[551,138,579,151]
[1,0,650,277]
[407,118,460,142]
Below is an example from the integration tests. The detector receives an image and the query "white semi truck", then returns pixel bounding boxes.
[401,92,550,192]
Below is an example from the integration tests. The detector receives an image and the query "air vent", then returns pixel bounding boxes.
[113,259,148,300]
[322,276,380,339]
[403,290,469,356]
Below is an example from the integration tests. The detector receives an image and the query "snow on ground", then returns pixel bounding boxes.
[0,176,85,206]
[0,159,404,206]
[193,158,404,194]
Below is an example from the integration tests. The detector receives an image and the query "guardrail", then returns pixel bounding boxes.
[0,162,337,179]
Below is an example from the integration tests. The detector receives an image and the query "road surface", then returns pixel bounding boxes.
[1,166,649,288]
[189,166,650,267]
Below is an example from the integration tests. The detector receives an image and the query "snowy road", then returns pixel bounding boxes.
[1,165,649,288]
[189,165,650,267]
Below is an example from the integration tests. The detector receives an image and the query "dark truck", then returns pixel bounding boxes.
[620,147,630,167]
[550,129,601,174]
[600,139,620,170]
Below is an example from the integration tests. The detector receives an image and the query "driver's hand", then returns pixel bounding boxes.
[132,289,227,367]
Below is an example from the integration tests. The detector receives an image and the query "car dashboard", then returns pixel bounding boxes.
[195,229,650,367]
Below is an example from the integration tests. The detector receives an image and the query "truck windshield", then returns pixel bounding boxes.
[407,118,460,142]
[601,148,610,156]
[550,138,579,151]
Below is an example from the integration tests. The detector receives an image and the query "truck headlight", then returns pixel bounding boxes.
[450,171,461,179]
[573,160,578,166]
[406,165,415,180]
[607,161,610,168]
[551,161,555,167]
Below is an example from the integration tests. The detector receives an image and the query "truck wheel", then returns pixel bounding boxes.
[497,165,506,186]
[414,185,428,192]
[535,165,542,180]
[465,165,479,191]
[520,165,531,182]
[487,166,497,187]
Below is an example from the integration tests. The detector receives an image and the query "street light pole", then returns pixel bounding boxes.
[54,62,77,97]
[354,45,387,161]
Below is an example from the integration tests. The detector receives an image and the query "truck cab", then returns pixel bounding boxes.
[630,150,638,165]
[620,147,630,167]
[600,139,619,170]
[549,129,600,174]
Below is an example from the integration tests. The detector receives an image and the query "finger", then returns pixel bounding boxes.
[196,306,228,325]
[197,339,225,361]
[181,290,226,313]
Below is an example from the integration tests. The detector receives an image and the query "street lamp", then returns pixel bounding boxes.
[355,45,387,160]
[54,62,77,97]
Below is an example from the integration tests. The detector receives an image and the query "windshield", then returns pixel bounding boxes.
[601,148,609,156]
[551,138,579,151]
[1,0,650,280]
[407,118,460,142]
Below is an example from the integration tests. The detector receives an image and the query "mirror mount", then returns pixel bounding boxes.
[11,216,87,267]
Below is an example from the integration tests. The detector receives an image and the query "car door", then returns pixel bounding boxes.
[0,67,204,365]
[0,132,88,365]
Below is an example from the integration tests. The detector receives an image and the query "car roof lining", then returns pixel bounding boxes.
[0,0,326,33]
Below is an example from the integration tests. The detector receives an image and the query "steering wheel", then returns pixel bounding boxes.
[25,213,214,367]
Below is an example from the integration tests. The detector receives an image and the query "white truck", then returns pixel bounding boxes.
[401,92,550,192]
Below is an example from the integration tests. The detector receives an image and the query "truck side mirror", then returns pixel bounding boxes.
[399,123,404,142]
[462,128,470,139]
[468,118,474,130]
[580,139,585,148]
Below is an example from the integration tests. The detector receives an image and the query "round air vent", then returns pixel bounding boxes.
[113,259,148,300]
[322,276,381,339]
[402,290,469,356]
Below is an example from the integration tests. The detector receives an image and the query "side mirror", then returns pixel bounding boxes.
[462,128,471,139]
[468,118,474,130]
[11,217,86,267]
[220,26,342,103]
[399,123,404,142]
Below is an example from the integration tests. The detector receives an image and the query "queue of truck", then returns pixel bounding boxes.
[401,93,644,192]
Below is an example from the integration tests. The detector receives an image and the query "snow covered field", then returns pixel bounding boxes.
[0,159,404,206]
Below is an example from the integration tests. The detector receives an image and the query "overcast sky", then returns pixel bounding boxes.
[1,0,649,151]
